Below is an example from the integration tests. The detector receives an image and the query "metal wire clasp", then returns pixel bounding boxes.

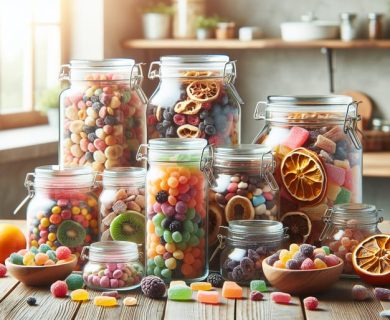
[318,208,334,241]
[223,61,243,104]
[253,101,267,120]
[130,63,148,104]
[200,145,216,187]
[344,101,362,150]
[148,61,162,79]
[136,144,148,162]
[261,150,278,191]
[13,173,35,215]
[59,64,70,81]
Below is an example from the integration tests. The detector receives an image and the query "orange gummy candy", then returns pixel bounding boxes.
[197,290,220,304]
[190,282,212,291]
[222,281,243,299]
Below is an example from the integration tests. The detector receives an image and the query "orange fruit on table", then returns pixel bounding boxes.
[280,211,312,244]
[0,223,26,263]
[280,147,327,206]
[352,234,390,285]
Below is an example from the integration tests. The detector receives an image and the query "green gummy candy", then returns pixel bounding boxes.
[154,255,165,268]
[168,285,192,300]
[39,244,51,253]
[250,280,268,292]
[335,187,351,204]
[9,253,24,265]
[30,247,39,255]
[322,246,330,255]
[65,273,84,290]
[161,268,172,279]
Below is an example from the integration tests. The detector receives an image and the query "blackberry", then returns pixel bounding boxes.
[162,218,173,229]
[206,273,224,288]
[169,221,183,233]
[26,297,37,306]
[156,191,169,204]
[160,236,167,245]
[140,276,166,299]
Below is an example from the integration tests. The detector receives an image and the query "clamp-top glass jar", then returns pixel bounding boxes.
[253,95,362,245]
[59,59,147,172]
[20,166,99,270]
[319,203,382,275]
[219,220,287,284]
[147,55,242,146]
[99,167,146,242]
[137,138,210,282]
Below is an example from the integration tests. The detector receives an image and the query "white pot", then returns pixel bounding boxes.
[280,21,340,41]
[196,28,212,40]
[143,13,170,39]
[47,108,59,128]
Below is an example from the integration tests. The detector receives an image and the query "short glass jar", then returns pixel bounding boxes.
[319,203,383,276]
[21,166,99,270]
[220,220,287,284]
[82,241,144,290]
[99,167,146,242]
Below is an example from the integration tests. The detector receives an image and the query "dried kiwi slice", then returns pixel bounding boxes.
[57,220,86,247]
[109,211,145,244]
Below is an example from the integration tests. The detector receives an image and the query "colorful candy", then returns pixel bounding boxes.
[352,284,370,301]
[0,263,6,277]
[303,296,319,310]
[50,281,68,298]
[167,285,193,301]
[197,290,220,304]
[93,296,118,307]
[123,297,138,306]
[222,281,243,299]
[271,292,291,304]
[374,287,390,301]
[250,280,267,292]
[190,282,212,291]
[65,273,84,290]
[250,291,264,301]
[141,276,166,299]
[70,289,89,301]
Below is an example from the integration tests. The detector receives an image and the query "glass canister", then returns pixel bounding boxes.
[147,55,242,146]
[219,220,287,284]
[172,0,206,39]
[59,59,147,172]
[82,241,144,290]
[99,167,146,243]
[21,165,99,270]
[137,138,210,282]
[253,95,362,245]
[319,203,382,275]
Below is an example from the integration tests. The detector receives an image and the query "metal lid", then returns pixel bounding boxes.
[325,203,382,226]
[267,95,353,106]
[35,165,92,176]
[102,167,146,187]
[87,241,139,262]
[69,59,135,68]
[160,55,230,64]
[215,144,271,161]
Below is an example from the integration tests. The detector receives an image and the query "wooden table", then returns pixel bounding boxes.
[1,221,390,320]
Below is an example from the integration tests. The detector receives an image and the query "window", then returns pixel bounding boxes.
[0,0,66,129]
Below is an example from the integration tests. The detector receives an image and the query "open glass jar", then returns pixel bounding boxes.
[219,220,287,284]
[59,59,147,172]
[137,138,210,282]
[82,241,144,291]
[253,95,362,245]
[147,55,242,146]
[319,203,383,276]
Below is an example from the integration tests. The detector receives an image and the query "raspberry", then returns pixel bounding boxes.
[208,135,223,146]
[250,291,264,301]
[300,258,315,270]
[0,263,6,277]
[173,114,186,126]
[202,102,212,110]
[50,280,68,298]
[156,191,169,204]
[147,114,157,125]
[56,246,71,260]
[303,296,319,310]
[374,287,390,301]
[352,284,370,301]
[187,115,200,126]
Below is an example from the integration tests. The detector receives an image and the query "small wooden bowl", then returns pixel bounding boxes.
[262,258,344,295]
[5,255,77,286]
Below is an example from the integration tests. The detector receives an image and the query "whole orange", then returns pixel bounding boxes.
[0,224,26,263]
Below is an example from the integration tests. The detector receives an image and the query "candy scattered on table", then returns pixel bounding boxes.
[26,297,37,306]
[250,291,264,301]
[94,296,118,307]
[303,296,319,310]
[70,289,89,301]
[374,287,390,301]
[170,280,187,287]
[206,273,224,288]
[271,292,291,304]
[141,276,166,299]
[50,281,68,298]
[190,282,212,291]
[123,297,138,306]
[197,290,220,304]
[65,273,84,290]
[222,281,243,299]
[168,285,193,301]
[352,284,370,301]
[250,280,267,292]
[0,263,7,277]
[102,291,120,299]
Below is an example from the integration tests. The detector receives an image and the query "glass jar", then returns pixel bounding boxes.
[172,0,206,39]
[99,167,146,242]
[82,241,144,290]
[368,13,383,40]
[21,165,99,270]
[340,13,357,41]
[59,59,147,172]
[253,95,362,245]
[319,203,382,276]
[147,55,242,146]
[220,220,287,284]
[137,138,210,282]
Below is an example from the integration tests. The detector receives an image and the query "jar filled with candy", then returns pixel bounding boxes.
[99,167,146,242]
[137,138,210,282]
[253,95,362,245]
[22,166,99,270]
[59,59,147,172]
[147,55,242,146]
[319,203,382,275]
[219,220,287,284]
[82,241,144,290]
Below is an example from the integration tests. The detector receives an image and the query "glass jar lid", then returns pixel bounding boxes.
[214,144,272,167]
[86,241,139,263]
[326,203,381,226]
[102,167,146,187]
[227,220,285,244]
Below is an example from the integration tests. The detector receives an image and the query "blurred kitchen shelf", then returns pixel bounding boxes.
[123,39,390,50]
[363,152,390,177]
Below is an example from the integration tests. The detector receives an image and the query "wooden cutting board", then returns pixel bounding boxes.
[341,90,373,130]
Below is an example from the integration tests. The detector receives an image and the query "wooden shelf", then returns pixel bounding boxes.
[123,38,390,50]
[363,152,390,177]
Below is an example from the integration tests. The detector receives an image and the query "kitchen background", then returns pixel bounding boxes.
[1,0,390,218]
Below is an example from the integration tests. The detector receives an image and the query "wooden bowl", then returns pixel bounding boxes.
[5,255,77,286]
[262,258,344,295]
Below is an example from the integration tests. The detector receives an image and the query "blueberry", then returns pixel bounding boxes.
[162,120,172,128]
[163,109,173,121]
[221,95,229,105]
[203,117,215,125]
[26,297,37,306]
[162,218,173,229]
[205,125,216,135]
[200,110,209,120]
[156,123,165,133]
[48,225,57,233]
[166,126,177,137]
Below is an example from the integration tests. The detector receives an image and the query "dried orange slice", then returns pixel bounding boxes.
[280,211,312,244]
[352,234,390,285]
[281,148,327,205]
[186,80,220,102]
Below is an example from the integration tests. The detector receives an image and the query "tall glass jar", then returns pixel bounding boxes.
[253,95,362,245]
[173,0,206,38]
[219,220,287,284]
[22,165,99,270]
[319,203,382,276]
[137,138,210,282]
[59,59,147,172]
[147,55,242,146]
[99,167,146,243]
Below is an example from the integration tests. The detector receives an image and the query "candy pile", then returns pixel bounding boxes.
[0,263,7,277]
[83,262,144,290]
[8,245,73,266]
[267,243,340,270]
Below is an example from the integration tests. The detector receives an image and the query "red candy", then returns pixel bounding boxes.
[271,292,291,304]
[300,258,316,270]
[0,264,7,277]
[50,280,68,298]
[303,296,319,310]
[56,246,71,260]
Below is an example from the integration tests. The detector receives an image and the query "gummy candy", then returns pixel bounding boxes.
[374,287,390,301]
[190,282,212,291]
[197,290,220,304]
[93,296,117,307]
[250,291,264,301]
[222,281,243,299]
[170,280,187,287]
[323,254,340,267]
[352,285,370,301]
[23,252,36,266]
[56,246,72,260]
[303,296,319,310]
[271,292,291,304]
[123,297,137,306]
[71,289,89,301]
[168,285,192,301]
[300,258,315,270]
[51,281,68,298]
[250,280,267,292]
[102,291,120,298]
[313,258,327,269]
[0,264,6,277]
[9,253,24,265]
[65,274,84,290]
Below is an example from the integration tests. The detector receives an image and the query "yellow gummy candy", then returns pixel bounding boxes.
[170,280,187,287]
[190,282,213,291]
[123,297,137,306]
[93,296,117,307]
[71,289,89,301]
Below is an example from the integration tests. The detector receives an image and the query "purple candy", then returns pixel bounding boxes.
[110,279,119,288]
[153,202,162,213]
[147,211,156,220]
[104,269,113,278]
[107,263,117,272]
[163,252,173,260]
[113,269,123,279]
[161,203,175,217]
[175,201,187,214]
[102,291,120,298]
[178,193,191,202]
[100,276,110,288]
[175,214,186,221]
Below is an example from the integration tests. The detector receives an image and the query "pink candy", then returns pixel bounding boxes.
[325,163,346,186]
[271,292,291,304]
[303,296,319,310]
[323,254,340,267]
[301,258,316,270]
